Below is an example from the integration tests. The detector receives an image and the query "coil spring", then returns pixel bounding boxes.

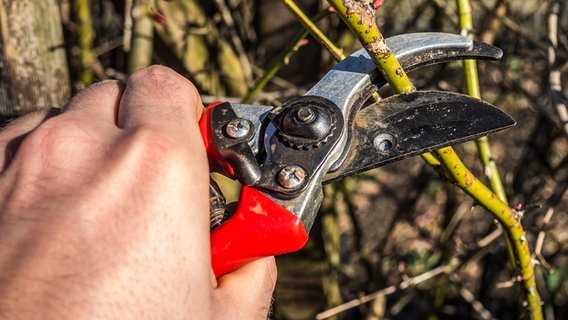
[209,178,229,231]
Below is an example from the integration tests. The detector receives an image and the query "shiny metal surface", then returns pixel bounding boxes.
[227,33,507,232]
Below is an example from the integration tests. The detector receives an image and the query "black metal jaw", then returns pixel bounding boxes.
[208,102,262,186]
[256,96,345,196]
[210,97,345,198]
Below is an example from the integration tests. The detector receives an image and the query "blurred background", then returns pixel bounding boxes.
[1,0,567,319]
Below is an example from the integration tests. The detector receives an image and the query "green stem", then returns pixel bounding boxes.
[434,147,542,319]
[242,9,331,104]
[455,1,533,316]
[326,0,415,94]
[421,152,441,167]
[74,0,94,85]
[328,0,543,318]
[457,0,508,202]
[282,1,345,61]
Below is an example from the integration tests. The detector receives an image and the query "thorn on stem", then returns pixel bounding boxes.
[149,8,167,24]
[373,0,385,9]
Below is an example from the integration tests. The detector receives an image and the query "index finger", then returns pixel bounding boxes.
[117,66,204,130]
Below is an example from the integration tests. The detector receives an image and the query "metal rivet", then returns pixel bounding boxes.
[225,119,252,139]
[373,133,396,152]
[277,165,306,189]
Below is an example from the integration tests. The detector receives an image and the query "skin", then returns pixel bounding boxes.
[0,66,276,319]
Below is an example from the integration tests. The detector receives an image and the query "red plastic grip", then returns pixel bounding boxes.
[211,186,309,277]
[201,103,309,277]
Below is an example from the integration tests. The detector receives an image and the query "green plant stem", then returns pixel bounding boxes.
[455,1,532,316]
[282,1,345,61]
[421,152,441,167]
[328,0,543,318]
[242,9,331,104]
[326,0,415,94]
[434,147,543,320]
[457,0,508,202]
[241,36,305,104]
[74,0,94,85]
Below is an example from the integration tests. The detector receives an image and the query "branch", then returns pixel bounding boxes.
[456,0,509,203]
[316,261,457,319]
[282,0,345,61]
[326,0,415,94]
[74,0,94,85]
[548,0,568,136]
[127,0,155,73]
[317,222,509,319]
[326,1,544,318]
[242,8,331,103]
[434,147,543,320]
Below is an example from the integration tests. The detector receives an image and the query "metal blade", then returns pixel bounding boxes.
[230,33,502,159]
[386,32,502,74]
[323,91,516,183]
[306,33,502,114]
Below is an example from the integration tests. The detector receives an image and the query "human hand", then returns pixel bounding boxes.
[0,66,276,319]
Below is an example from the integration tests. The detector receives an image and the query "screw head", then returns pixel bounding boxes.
[295,106,316,123]
[277,165,306,189]
[225,119,252,139]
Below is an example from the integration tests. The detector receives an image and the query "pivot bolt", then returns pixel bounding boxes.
[295,106,316,123]
[277,165,306,189]
[373,133,396,152]
[225,119,252,139]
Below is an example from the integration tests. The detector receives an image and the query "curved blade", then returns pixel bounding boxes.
[387,32,502,74]
[306,32,502,114]
[229,33,502,159]
[323,91,516,183]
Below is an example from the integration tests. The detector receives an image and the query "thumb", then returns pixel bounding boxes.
[212,257,277,319]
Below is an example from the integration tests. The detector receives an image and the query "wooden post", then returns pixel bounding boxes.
[0,0,70,117]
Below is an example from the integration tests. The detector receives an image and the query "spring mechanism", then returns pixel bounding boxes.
[209,178,229,231]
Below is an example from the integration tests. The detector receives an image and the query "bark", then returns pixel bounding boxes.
[0,0,70,116]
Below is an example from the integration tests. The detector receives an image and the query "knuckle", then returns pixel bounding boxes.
[128,65,180,91]
[120,126,208,185]
[126,66,201,117]
[122,127,187,168]
[5,119,76,190]
[19,120,69,157]
[82,79,122,96]
[71,79,121,100]
[0,109,58,139]
[66,80,123,111]
[14,117,96,169]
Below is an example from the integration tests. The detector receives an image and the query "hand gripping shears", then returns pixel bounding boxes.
[199,33,516,277]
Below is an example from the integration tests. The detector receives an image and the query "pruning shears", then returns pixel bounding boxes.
[199,33,515,277]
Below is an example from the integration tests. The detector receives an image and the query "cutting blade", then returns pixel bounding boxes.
[324,90,515,183]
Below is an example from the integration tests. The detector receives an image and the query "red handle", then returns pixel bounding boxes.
[200,103,309,277]
[211,186,308,277]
